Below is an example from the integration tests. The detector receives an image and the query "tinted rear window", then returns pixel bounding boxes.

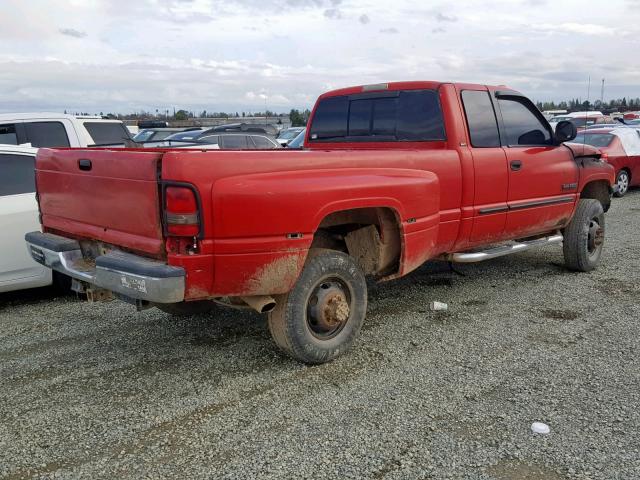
[309,89,445,142]
[0,154,35,196]
[24,122,70,148]
[84,122,131,145]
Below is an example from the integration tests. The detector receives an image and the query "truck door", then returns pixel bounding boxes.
[459,88,509,245]
[495,92,579,239]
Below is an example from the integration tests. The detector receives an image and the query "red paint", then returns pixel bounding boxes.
[35,81,615,300]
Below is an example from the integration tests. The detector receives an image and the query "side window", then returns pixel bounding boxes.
[461,90,501,147]
[251,136,277,149]
[0,124,19,145]
[0,154,36,196]
[83,122,131,145]
[24,122,70,148]
[498,98,552,146]
[200,135,218,144]
[221,135,248,149]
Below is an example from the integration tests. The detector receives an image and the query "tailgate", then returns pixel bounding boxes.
[36,148,165,256]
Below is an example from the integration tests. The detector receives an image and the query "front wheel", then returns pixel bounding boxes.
[614,170,630,197]
[563,198,605,272]
[268,249,367,364]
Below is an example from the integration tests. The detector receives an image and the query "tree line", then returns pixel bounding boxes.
[536,97,640,112]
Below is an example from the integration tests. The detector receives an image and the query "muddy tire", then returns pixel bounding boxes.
[613,170,630,197]
[268,249,367,364]
[563,199,605,272]
[156,300,217,316]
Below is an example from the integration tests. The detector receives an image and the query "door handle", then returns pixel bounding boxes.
[78,159,92,171]
[510,160,522,171]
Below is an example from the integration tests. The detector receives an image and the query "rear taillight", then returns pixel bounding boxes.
[165,185,200,237]
[600,152,609,162]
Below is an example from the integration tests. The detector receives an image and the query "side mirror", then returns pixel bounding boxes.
[555,120,577,143]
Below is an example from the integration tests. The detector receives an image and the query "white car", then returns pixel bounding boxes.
[0,113,132,148]
[0,145,59,292]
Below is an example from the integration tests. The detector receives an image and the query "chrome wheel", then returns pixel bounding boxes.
[616,171,629,196]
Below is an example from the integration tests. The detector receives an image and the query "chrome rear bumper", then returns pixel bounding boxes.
[25,232,185,303]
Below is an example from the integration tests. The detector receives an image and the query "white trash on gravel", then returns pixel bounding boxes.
[531,422,551,434]
[430,301,448,311]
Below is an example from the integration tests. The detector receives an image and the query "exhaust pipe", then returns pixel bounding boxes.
[240,295,277,313]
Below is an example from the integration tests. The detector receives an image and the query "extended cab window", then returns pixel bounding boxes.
[24,122,70,148]
[84,122,131,145]
[0,154,36,196]
[0,124,19,145]
[461,90,500,147]
[498,97,552,146]
[309,89,445,142]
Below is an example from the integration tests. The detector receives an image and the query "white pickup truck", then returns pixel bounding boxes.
[0,113,132,148]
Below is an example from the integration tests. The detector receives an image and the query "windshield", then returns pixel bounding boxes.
[287,129,306,148]
[165,130,204,141]
[572,133,614,147]
[551,116,572,123]
[277,128,303,140]
[84,122,131,145]
[133,130,154,142]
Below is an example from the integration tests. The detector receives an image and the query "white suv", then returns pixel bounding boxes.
[0,113,132,148]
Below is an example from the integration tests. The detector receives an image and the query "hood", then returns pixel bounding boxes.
[563,142,601,159]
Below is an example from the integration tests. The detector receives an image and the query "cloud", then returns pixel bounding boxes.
[359,14,370,24]
[59,28,87,38]
[380,27,398,34]
[324,8,342,19]
[432,27,446,34]
[434,12,457,22]
[533,22,617,36]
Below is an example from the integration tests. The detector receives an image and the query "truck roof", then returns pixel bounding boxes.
[0,112,122,123]
[317,81,516,100]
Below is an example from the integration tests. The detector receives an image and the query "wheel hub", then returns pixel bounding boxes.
[588,220,604,251]
[308,282,350,334]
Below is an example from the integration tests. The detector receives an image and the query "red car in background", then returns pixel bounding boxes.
[574,127,640,196]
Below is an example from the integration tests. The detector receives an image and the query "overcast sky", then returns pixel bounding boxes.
[1,0,639,114]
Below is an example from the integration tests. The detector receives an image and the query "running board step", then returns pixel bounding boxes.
[448,234,563,263]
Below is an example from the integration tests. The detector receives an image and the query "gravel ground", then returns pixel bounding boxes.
[1,191,639,480]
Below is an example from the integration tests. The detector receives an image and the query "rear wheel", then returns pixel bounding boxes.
[268,249,367,364]
[614,170,630,197]
[563,199,605,272]
[156,300,217,316]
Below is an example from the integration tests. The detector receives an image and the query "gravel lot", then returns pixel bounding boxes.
[1,191,639,480]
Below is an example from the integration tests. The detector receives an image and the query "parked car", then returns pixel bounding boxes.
[276,127,305,146]
[133,128,201,143]
[206,123,278,136]
[285,128,306,149]
[573,127,640,197]
[198,133,281,149]
[0,145,68,292]
[0,113,132,147]
[26,80,614,364]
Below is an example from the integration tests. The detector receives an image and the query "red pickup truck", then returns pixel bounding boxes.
[26,81,615,364]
